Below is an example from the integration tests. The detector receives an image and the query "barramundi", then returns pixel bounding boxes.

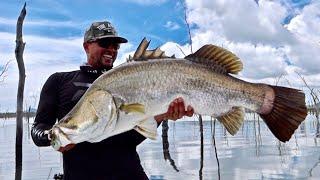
[48,38,307,150]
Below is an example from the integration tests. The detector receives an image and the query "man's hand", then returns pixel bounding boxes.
[154,97,194,123]
[58,144,76,153]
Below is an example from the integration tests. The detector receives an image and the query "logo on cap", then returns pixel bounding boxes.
[96,24,107,30]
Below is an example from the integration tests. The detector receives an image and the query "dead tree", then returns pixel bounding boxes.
[15,3,26,180]
[181,0,193,54]
[296,72,320,137]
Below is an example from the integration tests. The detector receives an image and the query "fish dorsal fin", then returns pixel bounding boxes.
[185,45,243,74]
[217,107,244,135]
[128,37,174,62]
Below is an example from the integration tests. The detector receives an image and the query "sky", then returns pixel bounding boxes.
[0,0,319,111]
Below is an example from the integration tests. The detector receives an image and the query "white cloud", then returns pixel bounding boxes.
[0,32,85,111]
[0,32,85,66]
[0,17,83,28]
[160,41,192,58]
[187,0,296,45]
[285,2,320,44]
[164,21,180,31]
[286,38,320,74]
[1,0,320,111]
[182,0,320,85]
[0,62,78,111]
[0,31,136,111]
[115,42,135,66]
[284,2,320,75]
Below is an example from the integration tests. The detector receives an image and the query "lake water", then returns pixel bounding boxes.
[0,114,319,180]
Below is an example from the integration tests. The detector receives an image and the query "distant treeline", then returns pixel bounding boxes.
[0,112,36,119]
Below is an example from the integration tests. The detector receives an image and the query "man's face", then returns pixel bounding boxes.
[84,39,120,68]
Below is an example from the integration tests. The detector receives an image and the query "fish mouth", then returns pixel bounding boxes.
[50,128,61,150]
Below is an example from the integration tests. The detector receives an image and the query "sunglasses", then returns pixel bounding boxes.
[95,40,120,50]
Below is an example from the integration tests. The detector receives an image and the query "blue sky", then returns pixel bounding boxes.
[0,0,319,111]
[0,0,189,46]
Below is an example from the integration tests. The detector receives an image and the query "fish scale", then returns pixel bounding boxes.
[96,59,264,117]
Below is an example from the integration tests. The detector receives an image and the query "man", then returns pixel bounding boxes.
[31,21,194,180]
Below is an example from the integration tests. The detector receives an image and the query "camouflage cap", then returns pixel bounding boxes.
[84,21,128,43]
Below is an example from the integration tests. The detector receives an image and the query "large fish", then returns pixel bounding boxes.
[49,38,307,150]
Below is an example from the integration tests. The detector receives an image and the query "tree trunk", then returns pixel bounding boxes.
[15,3,26,180]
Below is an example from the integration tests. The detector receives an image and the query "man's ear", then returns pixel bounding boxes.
[83,42,89,53]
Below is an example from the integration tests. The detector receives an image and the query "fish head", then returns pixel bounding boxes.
[50,87,120,147]
[49,126,73,151]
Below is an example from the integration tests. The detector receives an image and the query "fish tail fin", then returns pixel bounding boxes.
[259,85,307,142]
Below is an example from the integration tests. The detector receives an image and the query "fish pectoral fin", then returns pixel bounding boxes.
[134,117,158,140]
[120,103,145,114]
[217,107,244,135]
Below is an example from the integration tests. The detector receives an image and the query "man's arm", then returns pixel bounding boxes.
[31,73,59,146]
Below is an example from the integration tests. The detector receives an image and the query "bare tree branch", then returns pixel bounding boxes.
[296,72,320,105]
[0,60,11,83]
[175,44,186,57]
[296,71,320,137]
[274,73,284,86]
[181,0,193,54]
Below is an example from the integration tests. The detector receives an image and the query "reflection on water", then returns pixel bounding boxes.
[0,114,319,180]
[0,118,62,180]
[138,114,320,180]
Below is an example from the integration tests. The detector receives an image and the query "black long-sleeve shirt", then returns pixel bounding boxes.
[31,66,148,180]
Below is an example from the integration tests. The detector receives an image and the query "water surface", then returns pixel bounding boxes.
[0,115,319,180]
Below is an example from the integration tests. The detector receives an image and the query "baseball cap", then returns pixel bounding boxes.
[84,21,128,43]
